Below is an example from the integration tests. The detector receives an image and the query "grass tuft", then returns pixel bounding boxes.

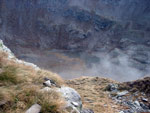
[38,91,62,113]
[0,66,18,85]
[15,87,64,113]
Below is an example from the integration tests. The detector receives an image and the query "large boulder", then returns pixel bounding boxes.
[25,104,41,113]
[58,86,82,112]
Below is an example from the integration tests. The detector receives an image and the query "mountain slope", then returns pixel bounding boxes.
[1,0,150,79]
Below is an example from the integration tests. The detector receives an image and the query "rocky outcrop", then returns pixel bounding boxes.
[0,39,39,69]
[0,0,115,50]
[0,40,14,59]
[58,86,82,112]
[123,77,150,96]
[106,77,150,113]
[0,0,150,51]
[25,104,41,113]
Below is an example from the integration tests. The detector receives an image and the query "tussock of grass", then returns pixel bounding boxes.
[0,50,66,113]
[37,91,63,113]
[34,70,65,86]
[0,66,18,85]
[0,88,13,101]
[0,89,15,113]
[14,86,65,113]
[16,87,39,108]
[0,85,65,113]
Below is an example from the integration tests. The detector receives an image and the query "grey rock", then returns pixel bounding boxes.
[71,101,79,107]
[25,104,41,113]
[134,101,141,109]
[141,97,148,102]
[110,89,150,113]
[43,78,57,86]
[43,80,52,87]
[65,106,79,113]
[140,102,149,110]
[81,109,94,113]
[119,99,150,113]
[117,91,128,97]
[106,83,118,92]
[58,86,82,112]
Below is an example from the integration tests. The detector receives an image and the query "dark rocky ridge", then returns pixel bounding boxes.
[0,0,150,80]
[0,0,116,50]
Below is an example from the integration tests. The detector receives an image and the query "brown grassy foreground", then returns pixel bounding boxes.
[0,51,66,113]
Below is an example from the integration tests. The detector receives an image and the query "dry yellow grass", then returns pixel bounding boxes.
[0,51,66,113]
[0,50,64,85]
[15,86,65,113]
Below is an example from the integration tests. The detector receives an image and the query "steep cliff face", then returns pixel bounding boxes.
[0,0,150,80]
[0,0,115,50]
[1,0,150,50]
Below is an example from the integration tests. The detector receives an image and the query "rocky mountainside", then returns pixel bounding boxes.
[0,0,150,50]
[0,0,150,80]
